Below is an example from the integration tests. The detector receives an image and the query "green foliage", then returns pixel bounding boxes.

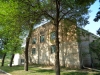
[89,38,100,61]
[75,0,96,6]
[39,0,96,27]
[0,0,23,55]
[94,0,100,22]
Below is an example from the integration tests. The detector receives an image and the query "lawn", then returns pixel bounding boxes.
[0,65,100,75]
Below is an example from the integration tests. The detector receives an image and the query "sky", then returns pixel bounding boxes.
[84,0,100,35]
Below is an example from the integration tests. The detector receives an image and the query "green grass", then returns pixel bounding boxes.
[0,65,100,75]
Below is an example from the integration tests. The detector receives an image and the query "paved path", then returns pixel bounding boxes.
[0,70,8,75]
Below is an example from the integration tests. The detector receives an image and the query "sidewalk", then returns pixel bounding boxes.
[0,71,7,75]
[0,70,9,75]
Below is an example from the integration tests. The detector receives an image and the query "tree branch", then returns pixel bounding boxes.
[59,9,72,22]
[42,10,54,20]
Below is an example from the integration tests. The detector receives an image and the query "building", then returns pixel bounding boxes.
[13,21,99,68]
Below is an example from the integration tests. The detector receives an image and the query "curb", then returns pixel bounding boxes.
[0,69,12,75]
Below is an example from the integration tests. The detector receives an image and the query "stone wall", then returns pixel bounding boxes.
[28,21,80,68]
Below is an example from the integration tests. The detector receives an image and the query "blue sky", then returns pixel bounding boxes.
[84,0,100,35]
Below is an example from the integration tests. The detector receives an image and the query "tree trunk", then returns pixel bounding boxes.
[24,24,33,71]
[9,54,15,67]
[1,53,6,66]
[55,0,60,75]
[24,37,30,71]
[55,23,60,75]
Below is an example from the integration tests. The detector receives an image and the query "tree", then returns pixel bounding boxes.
[89,38,100,61]
[94,0,100,22]
[94,9,100,22]
[0,38,7,67]
[0,0,22,67]
[97,28,100,35]
[0,38,8,67]
[93,0,100,35]
[0,0,42,70]
[38,0,96,75]
[16,0,43,71]
[7,37,22,67]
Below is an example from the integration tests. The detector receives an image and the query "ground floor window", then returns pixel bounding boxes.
[21,59,24,63]
[51,45,56,54]
[32,38,36,44]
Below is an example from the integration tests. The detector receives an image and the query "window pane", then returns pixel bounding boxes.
[21,59,24,63]
[40,35,45,43]
[50,32,56,40]
[32,48,36,54]
[32,38,36,44]
[51,45,56,54]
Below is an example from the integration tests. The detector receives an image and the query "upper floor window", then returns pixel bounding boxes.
[51,45,56,54]
[32,48,36,54]
[50,31,56,40]
[32,38,36,44]
[40,35,45,43]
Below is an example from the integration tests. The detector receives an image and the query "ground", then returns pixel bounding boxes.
[0,64,100,75]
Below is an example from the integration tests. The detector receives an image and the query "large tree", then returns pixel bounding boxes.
[16,0,43,71]
[38,0,96,75]
[0,0,22,67]
[0,0,42,70]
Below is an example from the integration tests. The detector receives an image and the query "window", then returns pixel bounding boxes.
[21,59,24,63]
[51,45,56,54]
[40,35,45,43]
[32,38,36,44]
[32,48,36,54]
[50,31,56,40]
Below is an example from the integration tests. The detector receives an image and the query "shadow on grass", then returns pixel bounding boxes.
[0,65,24,73]
[1,65,100,75]
[94,72,100,75]
[0,65,54,74]
[62,72,100,75]
[35,69,54,73]
[62,72,88,75]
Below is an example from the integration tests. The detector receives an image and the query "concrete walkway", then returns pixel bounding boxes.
[0,70,10,75]
[0,70,7,75]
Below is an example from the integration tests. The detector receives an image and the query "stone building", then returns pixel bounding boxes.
[13,21,98,68]
[27,21,98,68]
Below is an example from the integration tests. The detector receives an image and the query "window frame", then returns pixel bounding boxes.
[50,31,56,40]
[40,35,45,43]
[32,38,36,44]
[51,45,56,54]
[21,59,24,63]
[32,48,36,55]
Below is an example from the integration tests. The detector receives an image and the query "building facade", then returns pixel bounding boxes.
[13,21,98,68]
[26,21,98,68]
